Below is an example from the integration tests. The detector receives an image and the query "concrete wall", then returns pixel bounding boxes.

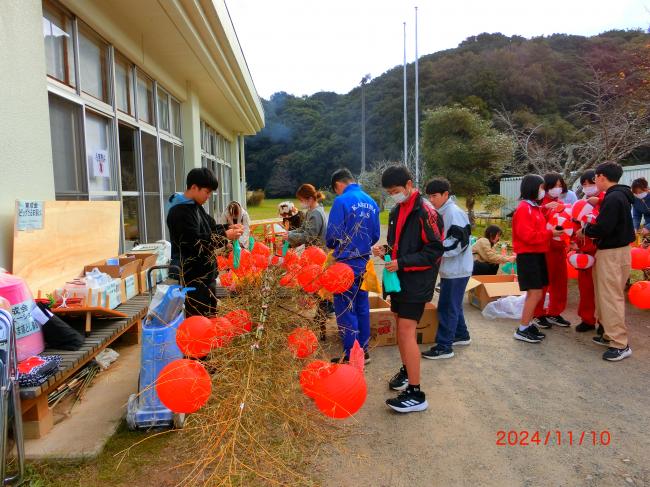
[0,0,55,271]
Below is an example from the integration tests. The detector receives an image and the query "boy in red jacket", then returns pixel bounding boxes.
[534,172,572,329]
[512,175,564,343]
[571,170,602,333]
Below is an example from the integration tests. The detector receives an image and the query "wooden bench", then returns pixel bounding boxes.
[19,294,149,439]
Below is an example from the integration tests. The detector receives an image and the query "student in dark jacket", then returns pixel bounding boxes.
[167,168,243,317]
[372,166,444,414]
[582,161,635,361]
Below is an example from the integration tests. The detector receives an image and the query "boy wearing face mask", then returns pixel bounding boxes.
[422,178,474,360]
[571,170,602,333]
[372,166,444,413]
[534,172,572,329]
[326,168,381,363]
[631,177,650,237]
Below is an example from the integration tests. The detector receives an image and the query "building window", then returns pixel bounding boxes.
[48,93,86,198]
[119,124,142,248]
[160,140,175,199]
[142,132,162,241]
[42,0,76,87]
[137,72,155,125]
[171,98,182,138]
[174,145,184,192]
[115,52,135,116]
[85,110,117,195]
[157,89,170,132]
[78,22,109,103]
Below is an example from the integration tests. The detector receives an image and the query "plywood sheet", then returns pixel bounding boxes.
[12,201,120,295]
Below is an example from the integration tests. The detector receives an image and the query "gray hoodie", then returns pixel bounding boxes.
[438,197,474,279]
[288,205,328,247]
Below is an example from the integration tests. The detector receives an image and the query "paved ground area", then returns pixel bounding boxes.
[317,286,650,487]
[24,342,139,459]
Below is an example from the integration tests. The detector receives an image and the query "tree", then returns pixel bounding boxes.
[422,106,513,224]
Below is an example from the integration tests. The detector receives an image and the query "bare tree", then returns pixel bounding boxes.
[497,66,650,185]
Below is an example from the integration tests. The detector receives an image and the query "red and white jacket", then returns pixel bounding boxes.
[512,200,552,254]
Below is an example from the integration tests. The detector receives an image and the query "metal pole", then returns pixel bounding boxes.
[414,6,420,189]
[403,22,408,165]
[361,80,366,174]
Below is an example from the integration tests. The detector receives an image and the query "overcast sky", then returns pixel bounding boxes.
[225,0,648,100]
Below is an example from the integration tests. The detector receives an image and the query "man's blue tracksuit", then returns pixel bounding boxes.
[325,184,381,356]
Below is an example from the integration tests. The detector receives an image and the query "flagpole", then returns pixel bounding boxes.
[414,6,420,189]
[403,21,408,165]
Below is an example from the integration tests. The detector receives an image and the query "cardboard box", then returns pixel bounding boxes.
[120,273,139,301]
[369,295,397,347]
[139,269,158,294]
[467,275,522,310]
[84,257,140,279]
[369,295,439,346]
[416,303,438,344]
[126,252,158,271]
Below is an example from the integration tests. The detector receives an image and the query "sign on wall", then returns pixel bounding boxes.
[16,200,44,231]
[92,149,110,178]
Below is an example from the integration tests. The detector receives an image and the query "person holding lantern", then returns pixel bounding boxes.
[373,166,444,413]
[326,168,381,364]
[167,168,244,317]
[581,161,635,361]
[512,174,564,343]
[571,170,602,334]
[533,172,573,329]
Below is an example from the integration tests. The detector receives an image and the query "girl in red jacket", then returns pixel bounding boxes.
[512,174,563,343]
[534,172,572,328]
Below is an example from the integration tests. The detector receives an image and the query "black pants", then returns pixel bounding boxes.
[185,278,217,317]
[472,261,499,276]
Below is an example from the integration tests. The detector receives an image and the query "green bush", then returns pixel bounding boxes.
[482,194,507,216]
[246,190,265,207]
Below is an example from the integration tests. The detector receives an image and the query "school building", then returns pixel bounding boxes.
[0,0,265,270]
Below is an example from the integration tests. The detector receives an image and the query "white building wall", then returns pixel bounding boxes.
[0,0,55,271]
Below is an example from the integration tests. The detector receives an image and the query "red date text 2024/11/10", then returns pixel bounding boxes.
[496,430,612,447]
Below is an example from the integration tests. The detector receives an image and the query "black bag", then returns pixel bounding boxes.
[35,302,84,350]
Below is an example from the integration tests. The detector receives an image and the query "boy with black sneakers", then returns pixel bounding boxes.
[512,174,564,343]
[422,178,473,360]
[581,161,636,361]
[372,166,444,413]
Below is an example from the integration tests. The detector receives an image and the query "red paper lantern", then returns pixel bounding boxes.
[568,252,595,270]
[571,200,598,224]
[217,255,230,271]
[287,327,318,358]
[299,360,334,398]
[225,309,253,335]
[282,250,301,270]
[320,263,355,294]
[219,271,236,289]
[297,264,323,293]
[252,253,269,270]
[229,248,252,270]
[547,212,574,240]
[302,246,327,266]
[155,359,212,413]
[566,260,579,280]
[251,241,271,258]
[628,281,650,309]
[630,247,650,270]
[313,364,367,419]
[210,317,234,347]
[271,254,282,266]
[176,316,218,358]
[279,271,298,288]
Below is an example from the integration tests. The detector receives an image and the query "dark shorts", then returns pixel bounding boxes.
[390,301,426,322]
[516,253,549,291]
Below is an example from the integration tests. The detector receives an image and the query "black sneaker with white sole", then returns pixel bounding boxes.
[547,315,571,327]
[575,322,596,333]
[602,346,632,361]
[592,336,611,347]
[364,352,371,365]
[421,346,454,360]
[388,366,408,391]
[453,336,471,346]
[527,324,546,339]
[386,390,428,413]
[532,316,553,329]
[514,327,543,343]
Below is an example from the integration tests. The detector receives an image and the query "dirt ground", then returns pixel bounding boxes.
[315,285,650,487]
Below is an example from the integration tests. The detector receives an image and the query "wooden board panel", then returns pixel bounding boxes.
[12,201,120,295]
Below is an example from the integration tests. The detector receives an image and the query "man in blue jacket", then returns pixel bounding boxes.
[326,168,381,363]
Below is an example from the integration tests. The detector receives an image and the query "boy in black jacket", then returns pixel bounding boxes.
[581,161,635,361]
[372,166,444,413]
[167,168,243,317]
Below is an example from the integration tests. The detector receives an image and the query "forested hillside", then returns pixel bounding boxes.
[245,31,649,196]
